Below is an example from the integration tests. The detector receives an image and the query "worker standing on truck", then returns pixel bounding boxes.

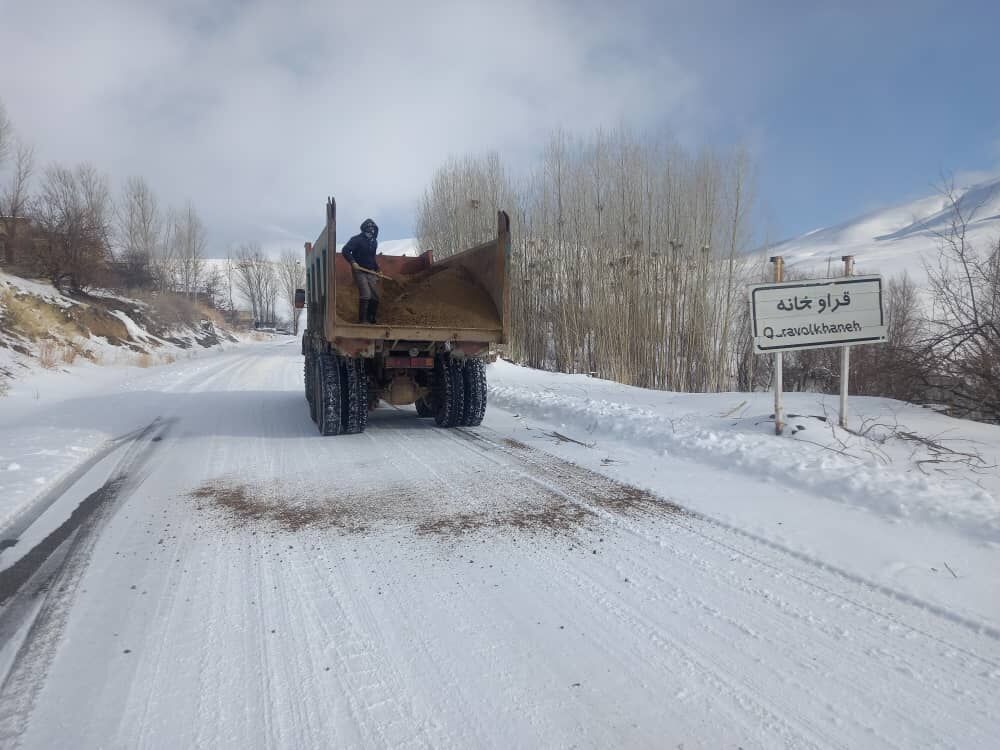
[342,218,380,324]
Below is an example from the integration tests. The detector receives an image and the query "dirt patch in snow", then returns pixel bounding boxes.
[189,445,684,540]
[416,491,592,537]
[502,438,530,450]
[189,481,369,533]
[487,434,688,519]
[587,483,684,517]
[188,477,596,539]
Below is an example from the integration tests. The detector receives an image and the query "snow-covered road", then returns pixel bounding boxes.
[1,341,997,749]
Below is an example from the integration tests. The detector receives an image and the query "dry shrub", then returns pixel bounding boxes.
[198,304,227,329]
[71,306,130,344]
[135,292,201,331]
[37,339,59,369]
[60,344,80,365]
[124,350,178,369]
[1,288,74,341]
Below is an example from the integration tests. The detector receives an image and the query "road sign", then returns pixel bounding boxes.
[749,275,886,353]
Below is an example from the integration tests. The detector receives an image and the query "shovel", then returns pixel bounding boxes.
[356,266,393,282]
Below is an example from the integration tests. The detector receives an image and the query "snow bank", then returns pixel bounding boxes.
[488,361,1000,543]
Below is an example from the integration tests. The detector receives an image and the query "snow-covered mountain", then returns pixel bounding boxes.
[768,174,1000,281]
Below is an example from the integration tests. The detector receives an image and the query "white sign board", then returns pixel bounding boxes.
[749,275,886,353]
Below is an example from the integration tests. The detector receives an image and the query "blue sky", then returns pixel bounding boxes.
[1,0,997,251]
[681,2,1000,240]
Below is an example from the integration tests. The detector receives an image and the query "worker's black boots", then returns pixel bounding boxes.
[358,299,378,324]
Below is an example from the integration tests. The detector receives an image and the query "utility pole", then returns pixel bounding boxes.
[839,255,854,429]
[770,255,784,435]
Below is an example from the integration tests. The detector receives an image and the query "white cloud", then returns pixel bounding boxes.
[0,0,699,253]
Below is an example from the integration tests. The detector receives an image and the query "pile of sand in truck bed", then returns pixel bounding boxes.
[335,264,500,329]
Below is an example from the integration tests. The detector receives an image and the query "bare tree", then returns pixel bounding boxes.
[417,130,758,392]
[220,247,238,324]
[151,220,179,294]
[278,249,306,334]
[115,176,161,289]
[201,265,224,308]
[0,99,11,168]
[1,140,35,265]
[261,265,278,325]
[920,179,1000,421]
[416,151,516,259]
[233,242,278,326]
[32,163,113,290]
[170,202,207,300]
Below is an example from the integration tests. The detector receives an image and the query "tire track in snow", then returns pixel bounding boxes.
[460,427,1000,649]
[445,428,1000,748]
[0,419,168,746]
[370,419,811,747]
[297,547,433,749]
[121,496,208,749]
[7,344,998,748]
[431,431,838,747]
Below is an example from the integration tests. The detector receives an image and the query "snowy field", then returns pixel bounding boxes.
[0,340,998,748]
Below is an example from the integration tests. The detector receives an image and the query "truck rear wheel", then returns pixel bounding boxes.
[460,358,487,426]
[305,352,317,422]
[316,353,344,436]
[304,352,314,403]
[340,357,368,434]
[432,356,465,428]
[415,396,433,417]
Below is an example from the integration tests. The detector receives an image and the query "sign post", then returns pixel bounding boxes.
[749,271,887,437]
[839,256,854,428]
[770,256,785,435]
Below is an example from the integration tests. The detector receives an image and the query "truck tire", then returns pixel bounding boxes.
[305,352,315,402]
[352,358,369,432]
[432,356,465,428]
[340,357,368,434]
[316,352,344,436]
[306,354,318,423]
[414,396,433,417]
[460,358,487,426]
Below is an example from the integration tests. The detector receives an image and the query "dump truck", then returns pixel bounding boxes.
[296,198,510,436]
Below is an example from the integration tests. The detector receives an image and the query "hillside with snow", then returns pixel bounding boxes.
[0,270,239,391]
[769,174,1000,282]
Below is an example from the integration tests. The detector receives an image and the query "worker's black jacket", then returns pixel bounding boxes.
[341,233,379,271]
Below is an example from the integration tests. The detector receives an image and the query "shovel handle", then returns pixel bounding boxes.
[357,266,392,281]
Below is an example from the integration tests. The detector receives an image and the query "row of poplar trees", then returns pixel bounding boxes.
[417,129,760,392]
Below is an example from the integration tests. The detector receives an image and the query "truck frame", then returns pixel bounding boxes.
[297,198,510,436]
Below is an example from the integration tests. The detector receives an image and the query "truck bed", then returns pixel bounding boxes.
[307,203,509,345]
